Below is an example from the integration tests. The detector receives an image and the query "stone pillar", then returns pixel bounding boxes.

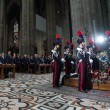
[82,0,91,35]
[90,0,98,41]
[0,0,5,52]
[29,0,35,54]
[70,0,84,47]
[96,0,104,32]
[100,0,109,30]
[46,0,56,55]
[81,0,97,48]
[20,0,35,55]
[70,0,103,46]
[20,0,30,55]
[61,0,70,54]
[107,0,110,29]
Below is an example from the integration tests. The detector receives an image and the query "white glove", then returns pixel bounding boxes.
[79,60,82,62]
[52,60,54,62]
[89,59,93,63]
[70,73,77,76]
[71,61,74,64]
[61,58,65,62]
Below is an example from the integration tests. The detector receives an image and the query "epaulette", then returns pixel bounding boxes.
[51,50,56,53]
[76,47,82,51]
[64,52,68,54]
[87,52,91,54]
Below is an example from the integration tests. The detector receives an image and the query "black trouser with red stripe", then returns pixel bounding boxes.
[52,61,62,87]
[77,60,87,91]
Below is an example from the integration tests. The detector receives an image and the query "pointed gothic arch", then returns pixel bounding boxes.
[6,2,20,54]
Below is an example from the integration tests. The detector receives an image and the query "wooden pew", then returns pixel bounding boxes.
[28,63,34,74]
[0,64,4,79]
[46,64,53,73]
[0,64,16,79]
[37,64,53,74]
[28,64,53,74]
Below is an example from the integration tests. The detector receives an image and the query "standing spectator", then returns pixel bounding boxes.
[5,51,13,64]
[16,54,22,72]
[33,54,39,73]
[22,54,29,72]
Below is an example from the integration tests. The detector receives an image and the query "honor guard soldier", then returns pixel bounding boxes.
[51,34,64,88]
[64,40,72,77]
[105,30,110,60]
[70,42,76,74]
[86,38,95,89]
[61,40,76,85]
[86,38,94,72]
[76,30,88,93]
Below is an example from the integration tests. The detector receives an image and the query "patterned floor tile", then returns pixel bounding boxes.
[0,73,109,110]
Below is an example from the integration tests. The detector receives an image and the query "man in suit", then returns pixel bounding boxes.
[0,52,9,78]
[22,54,29,72]
[33,54,39,73]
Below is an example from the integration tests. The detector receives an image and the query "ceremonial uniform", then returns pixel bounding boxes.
[105,30,110,60]
[86,38,95,89]
[61,40,76,85]
[76,30,88,92]
[51,34,63,87]
[51,49,63,87]
[70,43,76,74]
[64,51,73,76]
[76,47,88,92]
[61,49,74,85]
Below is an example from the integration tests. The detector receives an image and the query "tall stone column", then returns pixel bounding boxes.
[20,0,35,55]
[82,0,95,46]
[70,0,103,46]
[82,0,91,35]
[70,0,84,47]
[0,0,5,52]
[61,0,70,54]
[20,0,30,55]
[90,0,98,41]
[46,0,56,55]
[29,0,35,54]
[96,0,104,32]
[107,0,110,29]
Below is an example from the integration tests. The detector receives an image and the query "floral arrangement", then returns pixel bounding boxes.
[89,51,110,84]
[92,70,109,83]
[96,51,109,71]
[97,51,109,63]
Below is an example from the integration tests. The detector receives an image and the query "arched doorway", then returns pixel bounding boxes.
[7,2,20,55]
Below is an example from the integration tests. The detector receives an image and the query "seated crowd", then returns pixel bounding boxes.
[0,51,53,78]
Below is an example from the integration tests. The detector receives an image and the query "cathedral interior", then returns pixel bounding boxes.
[0,0,110,109]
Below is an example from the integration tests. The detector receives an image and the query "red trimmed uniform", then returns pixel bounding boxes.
[76,47,88,92]
[51,49,63,87]
[61,51,76,85]
[64,52,72,76]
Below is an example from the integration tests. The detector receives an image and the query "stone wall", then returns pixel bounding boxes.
[35,30,46,56]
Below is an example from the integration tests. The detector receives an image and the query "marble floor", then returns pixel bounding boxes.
[0,73,110,110]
